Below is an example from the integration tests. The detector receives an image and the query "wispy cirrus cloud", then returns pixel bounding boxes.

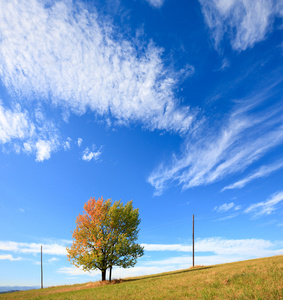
[148,88,283,195]
[142,237,281,257]
[63,137,72,151]
[245,191,283,217]
[0,102,33,144]
[58,266,99,277]
[213,202,241,213]
[0,0,194,135]
[0,254,22,261]
[77,138,83,147]
[35,139,57,162]
[141,244,190,252]
[82,146,102,162]
[214,213,239,222]
[0,241,68,256]
[48,257,59,263]
[217,191,283,220]
[34,257,60,265]
[0,102,60,161]
[199,0,282,51]
[57,265,175,279]
[145,0,165,9]
[222,160,283,191]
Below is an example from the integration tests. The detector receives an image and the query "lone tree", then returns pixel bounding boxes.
[67,196,144,281]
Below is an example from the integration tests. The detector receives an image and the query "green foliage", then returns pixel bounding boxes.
[103,200,144,269]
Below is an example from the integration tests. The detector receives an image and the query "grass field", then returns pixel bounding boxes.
[1,255,282,299]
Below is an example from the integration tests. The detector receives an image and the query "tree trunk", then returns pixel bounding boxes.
[109,266,112,282]
[101,269,106,281]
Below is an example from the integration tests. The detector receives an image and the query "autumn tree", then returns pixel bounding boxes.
[66,196,144,281]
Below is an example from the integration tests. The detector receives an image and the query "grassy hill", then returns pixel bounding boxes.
[1,255,282,299]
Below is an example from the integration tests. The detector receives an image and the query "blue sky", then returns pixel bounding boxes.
[0,0,282,288]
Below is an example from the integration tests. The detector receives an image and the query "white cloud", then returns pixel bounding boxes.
[0,254,22,261]
[142,237,281,257]
[276,2,283,18]
[199,0,282,51]
[35,140,52,162]
[3,238,279,280]
[58,237,283,279]
[195,237,277,256]
[63,137,72,151]
[245,191,283,217]
[0,241,68,256]
[142,256,190,266]
[0,0,194,134]
[214,202,234,213]
[148,92,283,195]
[57,265,176,279]
[77,138,83,147]
[0,103,34,143]
[141,252,282,268]
[58,266,100,277]
[214,213,239,221]
[82,146,102,162]
[145,0,165,9]
[111,265,176,278]
[142,244,190,252]
[222,160,283,191]
[23,142,32,153]
[3,237,280,263]
[219,58,230,70]
[48,257,59,263]
[136,244,282,274]
[213,202,241,213]
[0,102,60,161]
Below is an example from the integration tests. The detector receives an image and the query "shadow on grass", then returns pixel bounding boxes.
[123,266,213,283]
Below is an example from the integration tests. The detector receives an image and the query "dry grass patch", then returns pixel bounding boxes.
[45,279,124,294]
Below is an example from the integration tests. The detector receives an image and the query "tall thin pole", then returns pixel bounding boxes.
[192,214,194,267]
[41,245,43,289]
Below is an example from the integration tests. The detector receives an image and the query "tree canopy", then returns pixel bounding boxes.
[66,196,144,281]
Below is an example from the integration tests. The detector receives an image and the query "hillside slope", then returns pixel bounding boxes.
[1,255,282,299]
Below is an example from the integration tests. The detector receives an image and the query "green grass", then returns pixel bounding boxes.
[1,255,282,299]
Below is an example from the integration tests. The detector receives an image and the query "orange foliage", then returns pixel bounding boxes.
[67,197,109,265]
